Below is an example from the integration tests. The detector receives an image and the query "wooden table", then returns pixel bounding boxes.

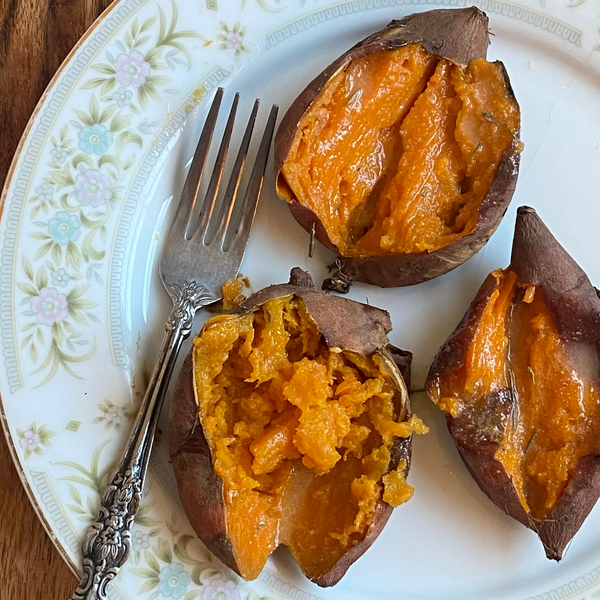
[0,1,114,597]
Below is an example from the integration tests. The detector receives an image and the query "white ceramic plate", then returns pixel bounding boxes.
[3,1,600,599]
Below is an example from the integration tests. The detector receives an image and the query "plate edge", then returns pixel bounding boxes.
[0,0,127,584]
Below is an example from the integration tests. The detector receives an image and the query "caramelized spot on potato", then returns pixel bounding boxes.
[193,296,412,580]
[280,44,520,256]
[430,269,600,519]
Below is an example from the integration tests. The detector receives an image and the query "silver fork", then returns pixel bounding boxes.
[70,88,278,600]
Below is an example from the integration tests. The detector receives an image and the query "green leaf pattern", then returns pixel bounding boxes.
[130,511,275,599]
[18,1,204,386]
[57,439,274,598]
[57,443,159,539]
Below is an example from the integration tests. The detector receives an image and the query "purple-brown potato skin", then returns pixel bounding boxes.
[169,269,412,585]
[513,207,600,559]
[426,207,600,560]
[274,8,521,287]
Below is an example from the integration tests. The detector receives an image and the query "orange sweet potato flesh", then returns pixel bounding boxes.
[432,268,600,521]
[170,270,422,586]
[426,208,600,560]
[194,297,412,581]
[275,8,522,287]
[282,47,518,258]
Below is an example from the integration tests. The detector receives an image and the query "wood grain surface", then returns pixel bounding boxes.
[0,1,114,598]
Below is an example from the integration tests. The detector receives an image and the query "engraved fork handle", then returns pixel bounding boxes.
[70,280,211,600]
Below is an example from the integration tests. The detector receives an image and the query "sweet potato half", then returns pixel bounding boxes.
[170,269,426,586]
[426,207,600,559]
[275,7,521,287]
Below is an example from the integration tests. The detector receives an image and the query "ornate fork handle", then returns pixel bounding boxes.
[71,280,212,600]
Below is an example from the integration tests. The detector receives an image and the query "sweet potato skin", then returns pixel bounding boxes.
[169,269,413,585]
[426,207,600,560]
[169,352,240,574]
[512,207,600,559]
[275,8,521,288]
[238,267,393,355]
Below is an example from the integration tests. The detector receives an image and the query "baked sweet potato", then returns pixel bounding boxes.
[170,268,426,586]
[275,7,521,288]
[426,206,600,560]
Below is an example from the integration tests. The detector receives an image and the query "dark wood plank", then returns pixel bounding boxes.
[0,1,113,597]
[0,0,114,185]
[0,435,77,599]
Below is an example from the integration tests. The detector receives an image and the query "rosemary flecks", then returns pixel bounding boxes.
[482,111,496,124]
[482,110,516,139]
[504,123,516,139]
[468,142,483,166]
[524,430,538,457]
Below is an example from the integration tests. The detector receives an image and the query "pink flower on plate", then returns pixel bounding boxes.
[19,430,40,451]
[225,31,243,50]
[202,578,239,600]
[75,169,112,207]
[31,287,68,325]
[105,405,124,425]
[115,50,150,88]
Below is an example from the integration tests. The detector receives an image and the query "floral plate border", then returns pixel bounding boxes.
[2,0,600,599]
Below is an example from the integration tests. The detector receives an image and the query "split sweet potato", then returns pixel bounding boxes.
[275,7,521,287]
[170,269,426,585]
[426,207,600,559]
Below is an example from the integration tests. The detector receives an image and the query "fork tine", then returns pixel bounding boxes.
[206,99,260,247]
[191,93,240,241]
[169,87,223,238]
[225,104,278,252]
